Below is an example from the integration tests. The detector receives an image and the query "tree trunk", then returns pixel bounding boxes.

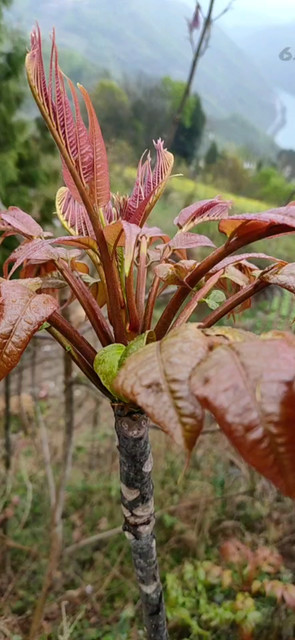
[113,404,169,640]
[168,0,215,148]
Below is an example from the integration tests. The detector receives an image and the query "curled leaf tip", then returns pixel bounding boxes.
[26,24,110,233]
[123,139,174,226]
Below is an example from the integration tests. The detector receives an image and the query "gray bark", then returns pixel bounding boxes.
[113,404,169,640]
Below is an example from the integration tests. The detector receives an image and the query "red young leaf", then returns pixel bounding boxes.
[121,221,141,275]
[174,197,231,231]
[115,325,295,496]
[124,139,174,226]
[26,27,78,165]
[113,325,209,451]
[219,264,254,289]
[79,84,110,208]
[56,187,96,238]
[220,539,252,566]
[19,261,57,279]
[282,583,295,609]
[103,220,125,249]
[219,205,295,240]
[208,252,283,274]
[260,262,295,294]
[52,235,98,251]
[66,76,94,188]
[26,25,110,230]
[261,579,295,609]
[190,331,295,498]
[0,207,45,238]
[0,280,58,380]
[141,226,169,243]
[154,260,197,285]
[103,221,169,265]
[4,238,80,278]
[263,580,285,601]
[165,231,216,251]
[51,31,78,163]
[255,546,283,574]
[104,221,169,275]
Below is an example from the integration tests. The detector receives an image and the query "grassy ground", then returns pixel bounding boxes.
[2,391,295,640]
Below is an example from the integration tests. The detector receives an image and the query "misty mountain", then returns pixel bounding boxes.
[207,113,279,159]
[233,23,295,98]
[7,0,277,135]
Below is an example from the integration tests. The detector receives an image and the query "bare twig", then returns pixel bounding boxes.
[18,362,29,434]
[18,458,33,530]
[64,526,122,555]
[213,0,235,22]
[58,601,85,640]
[0,533,37,555]
[168,0,234,148]
[88,394,101,469]
[64,488,253,557]
[0,621,12,638]
[37,404,56,509]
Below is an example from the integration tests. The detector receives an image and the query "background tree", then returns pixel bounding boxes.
[90,79,132,144]
[0,0,58,265]
[164,78,205,163]
[205,140,219,166]
[168,0,234,148]
[207,151,250,194]
[90,75,206,164]
[249,166,295,205]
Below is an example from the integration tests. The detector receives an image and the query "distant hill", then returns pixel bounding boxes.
[7,0,277,134]
[207,113,279,160]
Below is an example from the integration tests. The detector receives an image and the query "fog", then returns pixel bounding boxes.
[180,0,295,27]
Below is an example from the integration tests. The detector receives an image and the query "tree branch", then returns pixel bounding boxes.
[168,0,216,147]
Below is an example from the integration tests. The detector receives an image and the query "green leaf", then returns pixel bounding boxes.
[94,343,126,397]
[204,289,226,310]
[94,333,155,399]
[39,321,51,331]
[118,331,155,368]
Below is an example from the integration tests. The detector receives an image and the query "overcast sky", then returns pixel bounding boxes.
[181,0,295,27]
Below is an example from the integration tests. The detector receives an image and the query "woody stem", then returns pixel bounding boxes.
[113,405,169,640]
